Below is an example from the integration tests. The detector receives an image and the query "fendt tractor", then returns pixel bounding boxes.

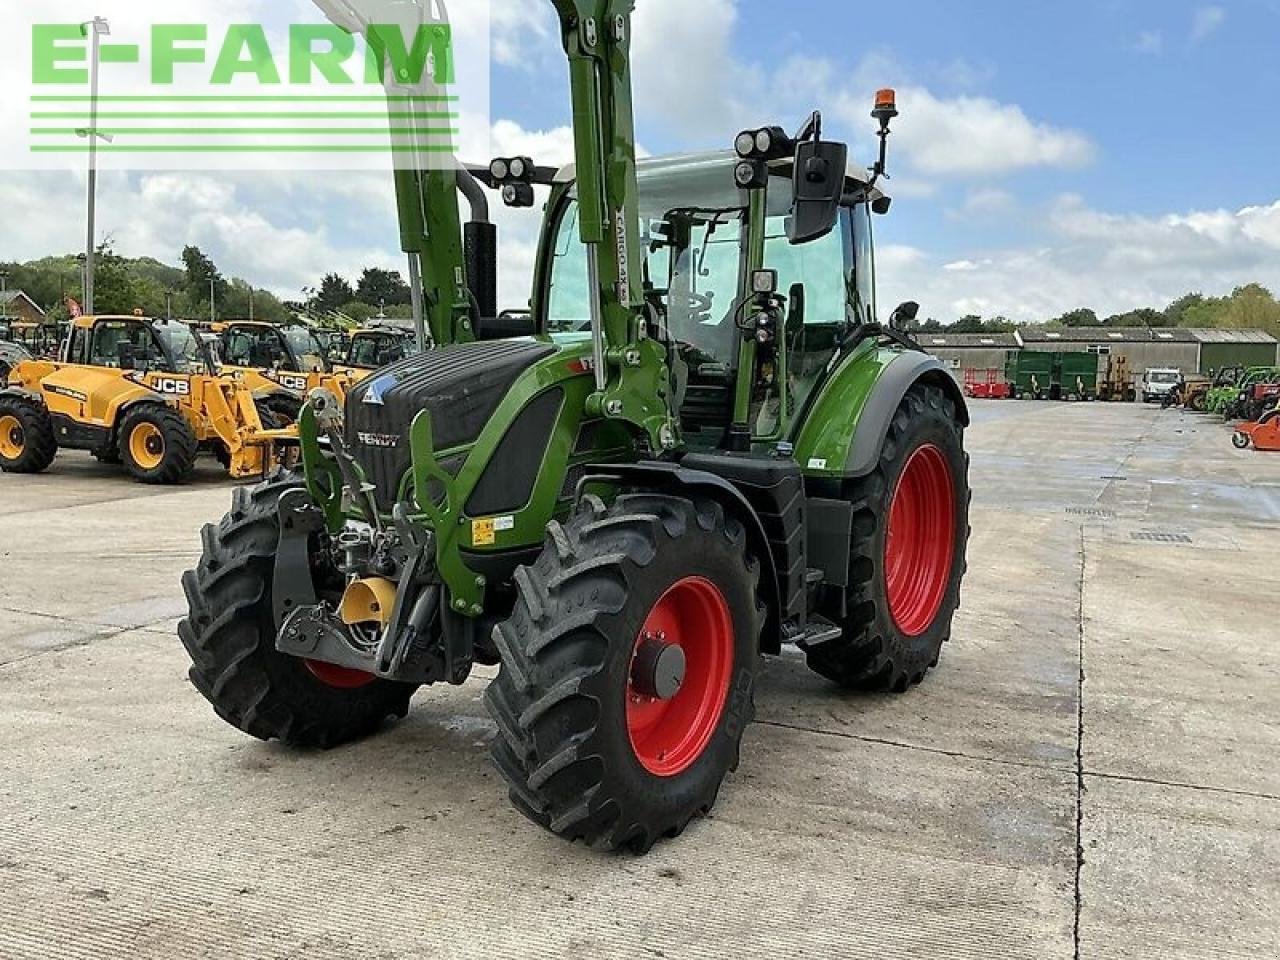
[211,319,356,420]
[178,0,971,852]
[0,313,296,483]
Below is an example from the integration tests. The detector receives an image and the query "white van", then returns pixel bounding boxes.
[1142,368,1181,403]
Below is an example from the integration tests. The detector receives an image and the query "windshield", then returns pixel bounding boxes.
[1149,371,1180,384]
[350,332,415,368]
[283,326,329,372]
[153,320,203,372]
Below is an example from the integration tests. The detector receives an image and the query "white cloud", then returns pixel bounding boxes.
[879,197,1280,323]
[953,187,1017,218]
[855,87,1095,177]
[1191,6,1226,44]
[1135,31,1164,55]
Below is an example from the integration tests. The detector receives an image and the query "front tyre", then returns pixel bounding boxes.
[807,382,970,692]
[485,494,764,852]
[0,395,57,474]
[119,403,197,484]
[178,471,415,748]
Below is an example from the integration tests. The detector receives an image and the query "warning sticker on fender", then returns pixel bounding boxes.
[472,516,514,546]
[472,518,495,546]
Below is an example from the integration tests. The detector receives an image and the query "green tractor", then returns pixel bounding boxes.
[178,0,970,851]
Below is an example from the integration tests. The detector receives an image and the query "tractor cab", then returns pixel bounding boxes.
[536,151,884,448]
[341,326,420,371]
[218,321,331,375]
[63,315,208,375]
[212,320,351,419]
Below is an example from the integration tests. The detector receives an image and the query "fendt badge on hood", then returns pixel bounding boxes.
[357,432,400,449]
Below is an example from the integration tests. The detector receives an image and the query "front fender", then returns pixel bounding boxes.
[794,345,968,480]
[580,461,785,654]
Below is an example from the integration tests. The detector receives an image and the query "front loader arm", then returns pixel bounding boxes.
[313,0,472,349]
[552,0,679,451]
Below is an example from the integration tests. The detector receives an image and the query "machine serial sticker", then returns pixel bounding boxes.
[472,518,496,546]
[494,516,515,532]
[807,458,828,470]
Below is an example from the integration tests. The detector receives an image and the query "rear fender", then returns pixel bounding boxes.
[794,347,969,479]
[580,461,784,655]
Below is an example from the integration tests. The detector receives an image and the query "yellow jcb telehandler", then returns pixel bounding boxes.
[207,320,356,419]
[0,314,296,484]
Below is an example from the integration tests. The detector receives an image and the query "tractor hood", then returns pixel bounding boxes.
[344,339,561,509]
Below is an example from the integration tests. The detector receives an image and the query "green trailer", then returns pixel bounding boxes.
[1006,351,1056,400]
[1057,352,1100,401]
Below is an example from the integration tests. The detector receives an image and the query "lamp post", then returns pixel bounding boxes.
[0,270,10,322]
[209,276,217,323]
[248,286,255,321]
[79,17,111,315]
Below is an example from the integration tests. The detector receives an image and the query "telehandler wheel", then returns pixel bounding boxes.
[806,382,970,693]
[486,493,764,852]
[178,471,416,748]
[119,404,198,485]
[0,394,57,474]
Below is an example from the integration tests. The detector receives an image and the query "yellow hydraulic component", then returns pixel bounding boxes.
[340,578,398,627]
[127,421,165,470]
[0,415,24,459]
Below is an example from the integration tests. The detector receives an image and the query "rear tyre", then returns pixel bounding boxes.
[807,382,970,692]
[1233,432,1251,450]
[0,394,57,474]
[178,471,415,748]
[486,494,764,852]
[119,403,197,485]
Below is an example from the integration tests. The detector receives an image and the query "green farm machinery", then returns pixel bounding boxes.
[178,0,971,851]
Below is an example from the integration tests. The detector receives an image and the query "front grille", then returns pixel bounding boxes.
[344,340,556,510]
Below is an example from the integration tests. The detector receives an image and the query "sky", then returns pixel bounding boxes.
[2,0,1279,324]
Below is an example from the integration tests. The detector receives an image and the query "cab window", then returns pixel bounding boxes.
[225,328,283,369]
[90,321,161,370]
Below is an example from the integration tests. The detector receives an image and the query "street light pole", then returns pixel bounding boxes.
[82,17,110,316]
[248,287,255,321]
[209,277,216,323]
[0,270,10,322]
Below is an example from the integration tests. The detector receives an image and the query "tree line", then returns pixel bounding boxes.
[913,284,1280,338]
[0,247,416,328]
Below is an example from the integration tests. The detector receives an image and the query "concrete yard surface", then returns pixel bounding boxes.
[1,401,1277,959]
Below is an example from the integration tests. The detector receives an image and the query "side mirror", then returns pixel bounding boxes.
[788,140,848,245]
[890,301,920,331]
[117,342,136,370]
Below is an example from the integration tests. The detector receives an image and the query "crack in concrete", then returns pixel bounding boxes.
[1074,524,1087,960]
[753,718,1072,775]
[1083,770,1280,803]
[0,611,177,672]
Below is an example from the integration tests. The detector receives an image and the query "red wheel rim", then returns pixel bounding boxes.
[304,660,376,690]
[885,444,956,637]
[626,577,734,777]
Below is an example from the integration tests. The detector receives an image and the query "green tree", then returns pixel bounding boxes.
[314,273,355,315]
[1102,307,1165,328]
[355,267,411,307]
[92,244,142,315]
[181,246,228,319]
[951,314,986,333]
[1053,307,1099,327]
[1220,284,1280,337]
